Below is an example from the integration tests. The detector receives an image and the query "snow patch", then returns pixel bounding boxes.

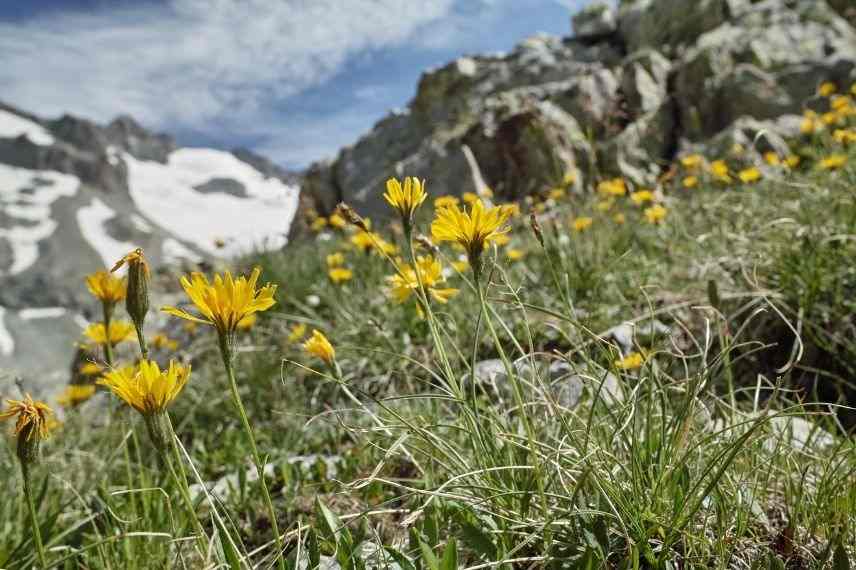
[76,197,136,267]
[20,307,67,320]
[124,149,299,257]
[0,110,55,146]
[0,307,13,356]
[162,238,202,265]
[0,164,79,275]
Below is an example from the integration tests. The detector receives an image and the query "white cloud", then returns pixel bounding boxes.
[0,0,454,140]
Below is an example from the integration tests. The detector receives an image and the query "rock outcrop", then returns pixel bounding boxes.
[303,0,856,218]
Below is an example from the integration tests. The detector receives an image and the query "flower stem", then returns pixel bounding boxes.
[218,335,286,570]
[21,461,48,569]
[102,302,114,367]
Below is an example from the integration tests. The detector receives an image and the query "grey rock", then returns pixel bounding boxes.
[605,319,672,354]
[620,49,672,116]
[572,2,618,40]
[770,416,836,450]
[193,177,248,198]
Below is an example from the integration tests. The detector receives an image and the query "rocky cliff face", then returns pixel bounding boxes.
[303,0,856,219]
[0,103,299,389]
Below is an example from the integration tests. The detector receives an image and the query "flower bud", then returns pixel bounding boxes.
[336,203,368,232]
[112,249,150,351]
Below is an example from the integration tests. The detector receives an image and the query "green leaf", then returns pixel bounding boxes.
[315,498,342,545]
[419,540,439,570]
[457,521,496,560]
[833,543,851,570]
[383,547,417,570]
[439,539,457,570]
[213,514,242,570]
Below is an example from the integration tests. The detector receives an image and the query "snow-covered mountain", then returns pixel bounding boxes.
[0,102,299,388]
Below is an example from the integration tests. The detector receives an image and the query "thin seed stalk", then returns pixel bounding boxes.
[217,334,286,570]
[21,461,48,569]
[163,414,209,554]
[102,301,114,367]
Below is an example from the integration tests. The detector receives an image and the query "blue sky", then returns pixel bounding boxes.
[0,0,589,169]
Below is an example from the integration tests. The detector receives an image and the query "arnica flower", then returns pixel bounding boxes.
[683,175,698,189]
[84,321,136,347]
[387,256,459,305]
[288,323,307,343]
[821,111,839,126]
[326,252,345,267]
[161,267,277,338]
[613,213,626,225]
[572,217,593,232]
[831,95,852,111]
[79,361,103,376]
[819,154,847,170]
[506,248,525,261]
[328,267,354,284]
[709,160,732,182]
[328,213,347,229]
[1,395,54,464]
[303,329,335,365]
[680,154,704,170]
[763,152,780,166]
[644,204,667,224]
[85,270,126,305]
[784,155,801,169]
[597,178,626,197]
[630,190,654,206]
[57,384,96,409]
[615,352,645,370]
[818,81,837,97]
[311,217,328,232]
[738,167,762,184]
[151,332,179,351]
[434,195,460,209]
[384,177,427,226]
[833,129,856,144]
[430,199,515,267]
[99,360,189,417]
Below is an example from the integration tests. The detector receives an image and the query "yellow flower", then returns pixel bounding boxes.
[328,213,347,229]
[737,167,762,184]
[303,330,335,364]
[615,352,645,370]
[79,362,103,376]
[709,160,732,182]
[288,323,307,343]
[763,152,780,166]
[326,253,345,267]
[680,154,704,170]
[237,313,257,331]
[833,129,856,144]
[548,187,566,201]
[597,178,626,196]
[819,154,847,170]
[161,267,277,337]
[800,116,818,134]
[151,333,178,351]
[431,199,514,262]
[451,259,469,272]
[328,267,354,284]
[384,176,427,223]
[630,190,654,206]
[462,191,480,204]
[434,195,460,209]
[351,230,397,254]
[491,233,512,247]
[784,155,801,169]
[387,256,459,305]
[506,248,525,261]
[572,217,593,232]
[596,199,614,212]
[311,217,328,231]
[99,360,189,416]
[644,204,667,224]
[830,95,851,111]
[502,202,521,218]
[818,81,837,97]
[562,171,576,186]
[613,213,626,225]
[57,384,96,409]
[0,395,54,441]
[682,175,698,189]
[85,270,126,304]
[84,321,136,346]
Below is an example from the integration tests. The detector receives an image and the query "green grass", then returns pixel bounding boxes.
[2,140,855,569]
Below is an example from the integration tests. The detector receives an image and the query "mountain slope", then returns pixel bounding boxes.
[0,104,299,388]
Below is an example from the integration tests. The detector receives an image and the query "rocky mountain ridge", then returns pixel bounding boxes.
[303,0,856,219]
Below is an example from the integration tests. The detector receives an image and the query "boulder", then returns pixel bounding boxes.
[572,2,618,40]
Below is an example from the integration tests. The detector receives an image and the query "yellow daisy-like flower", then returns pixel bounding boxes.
[763,152,780,166]
[597,178,626,197]
[434,195,460,209]
[384,176,427,223]
[562,171,576,186]
[784,155,801,169]
[84,321,136,347]
[709,160,732,182]
[613,213,626,225]
[57,384,97,409]
[329,267,354,284]
[79,361,103,376]
[99,360,189,416]
[596,199,614,212]
[818,81,837,97]
[462,191,480,205]
[387,256,459,305]
[431,199,514,263]
[161,267,277,337]
[548,187,566,201]
[351,230,397,255]
[303,329,335,365]
[506,248,525,261]
[0,394,54,441]
[311,217,328,232]
[644,204,667,224]
[151,333,179,351]
[819,154,847,170]
[615,352,645,370]
[737,167,762,184]
[630,190,654,206]
[572,217,593,232]
[830,95,851,111]
[288,323,307,343]
[682,175,698,189]
[833,129,856,144]
[821,112,839,126]
[326,253,345,267]
[680,154,704,170]
[85,270,126,304]
[328,213,347,229]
